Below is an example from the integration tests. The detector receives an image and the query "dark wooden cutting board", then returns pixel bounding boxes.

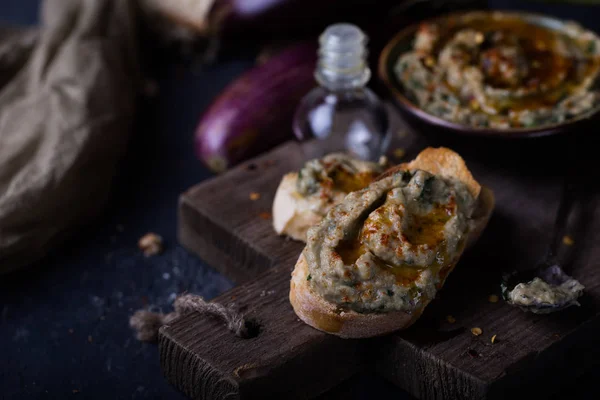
[162,115,600,399]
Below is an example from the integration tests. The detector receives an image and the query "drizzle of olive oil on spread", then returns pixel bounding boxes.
[304,169,476,314]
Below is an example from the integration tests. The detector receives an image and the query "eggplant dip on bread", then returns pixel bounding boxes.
[290,148,495,338]
[272,153,388,241]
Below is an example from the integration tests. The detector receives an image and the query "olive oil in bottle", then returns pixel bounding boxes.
[293,23,390,161]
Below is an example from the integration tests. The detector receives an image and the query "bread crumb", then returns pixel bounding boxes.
[249,192,261,201]
[393,148,406,159]
[471,327,482,336]
[488,294,499,303]
[491,334,497,344]
[562,235,574,246]
[138,233,163,257]
[446,315,456,324]
[259,212,271,220]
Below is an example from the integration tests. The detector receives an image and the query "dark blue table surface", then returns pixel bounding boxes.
[1,1,598,399]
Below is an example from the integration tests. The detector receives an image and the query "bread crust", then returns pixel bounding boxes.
[289,147,494,338]
[272,173,323,242]
[290,254,422,338]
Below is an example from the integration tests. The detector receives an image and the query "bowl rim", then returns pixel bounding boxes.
[377,10,600,138]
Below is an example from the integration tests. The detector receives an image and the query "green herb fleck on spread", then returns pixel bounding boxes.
[307,274,312,281]
[387,290,394,297]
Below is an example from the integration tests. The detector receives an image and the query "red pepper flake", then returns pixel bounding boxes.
[259,212,271,220]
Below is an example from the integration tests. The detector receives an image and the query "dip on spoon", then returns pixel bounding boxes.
[501,172,586,314]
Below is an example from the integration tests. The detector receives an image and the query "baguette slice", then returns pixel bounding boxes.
[272,173,324,242]
[290,147,495,338]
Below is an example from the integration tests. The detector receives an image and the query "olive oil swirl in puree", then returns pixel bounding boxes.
[303,169,476,314]
[395,13,600,128]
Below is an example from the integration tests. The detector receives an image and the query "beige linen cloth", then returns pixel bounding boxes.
[0,0,139,274]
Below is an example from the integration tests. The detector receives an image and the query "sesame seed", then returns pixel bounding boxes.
[471,327,482,336]
[393,148,406,159]
[562,235,574,246]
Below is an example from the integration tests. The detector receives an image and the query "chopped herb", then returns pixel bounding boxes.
[307,274,312,281]
[418,176,434,202]
[409,78,424,90]
[587,40,597,54]
[387,290,394,297]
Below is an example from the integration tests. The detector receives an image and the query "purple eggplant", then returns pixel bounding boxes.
[194,42,317,173]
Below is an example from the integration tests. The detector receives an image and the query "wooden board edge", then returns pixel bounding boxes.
[159,323,241,400]
[178,193,276,283]
[486,312,600,399]
[373,337,489,400]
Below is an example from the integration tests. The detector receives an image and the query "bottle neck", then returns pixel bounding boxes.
[315,23,371,91]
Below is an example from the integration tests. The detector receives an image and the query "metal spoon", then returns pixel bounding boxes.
[501,169,585,314]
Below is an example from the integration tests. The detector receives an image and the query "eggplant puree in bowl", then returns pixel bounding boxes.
[380,11,600,135]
